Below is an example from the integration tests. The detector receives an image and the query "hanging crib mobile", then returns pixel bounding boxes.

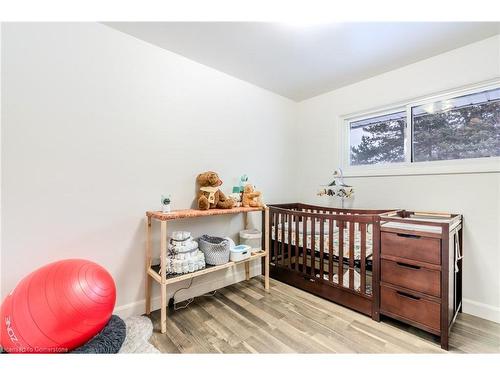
[317,168,354,208]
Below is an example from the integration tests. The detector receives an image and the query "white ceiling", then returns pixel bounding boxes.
[104,22,500,101]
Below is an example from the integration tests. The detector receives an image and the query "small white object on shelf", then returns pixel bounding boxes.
[239,229,262,251]
[230,245,252,262]
[161,194,171,213]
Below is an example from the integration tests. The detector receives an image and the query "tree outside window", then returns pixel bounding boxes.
[348,87,500,166]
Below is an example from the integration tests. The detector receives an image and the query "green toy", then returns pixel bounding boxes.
[232,174,249,194]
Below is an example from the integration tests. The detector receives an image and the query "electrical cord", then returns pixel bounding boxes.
[172,278,217,311]
[172,278,194,300]
[174,297,194,310]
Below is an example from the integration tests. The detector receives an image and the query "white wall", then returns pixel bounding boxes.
[296,35,500,322]
[1,23,298,317]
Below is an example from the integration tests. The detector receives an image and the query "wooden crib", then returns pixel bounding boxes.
[267,203,392,319]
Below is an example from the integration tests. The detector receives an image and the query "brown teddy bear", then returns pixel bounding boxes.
[242,184,264,208]
[197,171,236,210]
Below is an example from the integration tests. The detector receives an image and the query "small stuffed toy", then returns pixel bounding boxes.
[238,174,249,192]
[242,184,263,208]
[197,171,236,210]
[228,192,242,207]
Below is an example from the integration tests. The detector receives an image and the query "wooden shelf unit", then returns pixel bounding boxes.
[145,206,270,334]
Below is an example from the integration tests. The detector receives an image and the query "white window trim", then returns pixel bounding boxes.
[339,79,500,177]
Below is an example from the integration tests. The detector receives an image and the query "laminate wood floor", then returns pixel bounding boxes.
[148,277,500,353]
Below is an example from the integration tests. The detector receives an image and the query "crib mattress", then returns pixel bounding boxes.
[320,270,372,295]
[272,222,373,260]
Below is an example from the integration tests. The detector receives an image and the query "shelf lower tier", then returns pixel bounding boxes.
[149,251,267,285]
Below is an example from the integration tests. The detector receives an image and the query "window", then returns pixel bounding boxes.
[412,88,500,162]
[349,111,406,166]
[344,83,500,173]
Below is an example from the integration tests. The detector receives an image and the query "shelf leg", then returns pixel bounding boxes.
[264,207,270,291]
[145,216,152,315]
[245,262,250,281]
[160,220,168,334]
[243,211,249,230]
[243,211,251,281]
[160,283,167,334]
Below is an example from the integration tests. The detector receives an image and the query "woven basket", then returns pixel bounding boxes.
[198,235,231,265]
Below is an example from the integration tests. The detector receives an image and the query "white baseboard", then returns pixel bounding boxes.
[462,298,500,323]
[114,262,262,319]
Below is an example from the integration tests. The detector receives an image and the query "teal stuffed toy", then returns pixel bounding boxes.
[230,175,250,207]
[238,174,248,193]
[232,174,249,194]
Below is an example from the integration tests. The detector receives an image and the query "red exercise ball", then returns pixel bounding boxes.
[1,259,116,353]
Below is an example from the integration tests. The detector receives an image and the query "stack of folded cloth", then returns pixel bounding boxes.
[163,231,206,275]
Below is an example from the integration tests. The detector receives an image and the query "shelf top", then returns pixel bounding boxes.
[146,206,266,221]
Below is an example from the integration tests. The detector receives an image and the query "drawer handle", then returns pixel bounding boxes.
[396,291,421,301]
[396,233,421,239]
[396,262,421,270]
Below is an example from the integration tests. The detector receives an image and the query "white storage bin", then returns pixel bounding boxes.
[239,229,262,251]
[230,245,251,262]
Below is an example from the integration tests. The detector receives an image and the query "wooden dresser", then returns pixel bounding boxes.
[377,211,463,350]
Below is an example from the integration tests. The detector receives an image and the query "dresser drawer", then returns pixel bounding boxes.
[380,284,440,332]
[381,259,441,297]
[381,232,441,265]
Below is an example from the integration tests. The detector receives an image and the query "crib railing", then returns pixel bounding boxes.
[274,202,389,216]
[267,204,387,300]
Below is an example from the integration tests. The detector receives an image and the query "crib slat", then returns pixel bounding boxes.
[349,221,355,290]
[281,213,286,267]
[274,212,278,266]
[339,220,344,287]
[319,219,324,280]
[302,215,307,275]
[360,223,367,295]
[288,213,292,270]
[328,218,333,283]
[311,216,316,277]
[270,212,273,264]
[295,212,300,272]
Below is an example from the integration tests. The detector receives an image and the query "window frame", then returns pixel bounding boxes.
[346,107,408,167]
[339,79,500,177]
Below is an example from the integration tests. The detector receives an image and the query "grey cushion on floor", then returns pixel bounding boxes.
[1,315,158,354]
[71,315,126,354]
[119,315,159,354]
